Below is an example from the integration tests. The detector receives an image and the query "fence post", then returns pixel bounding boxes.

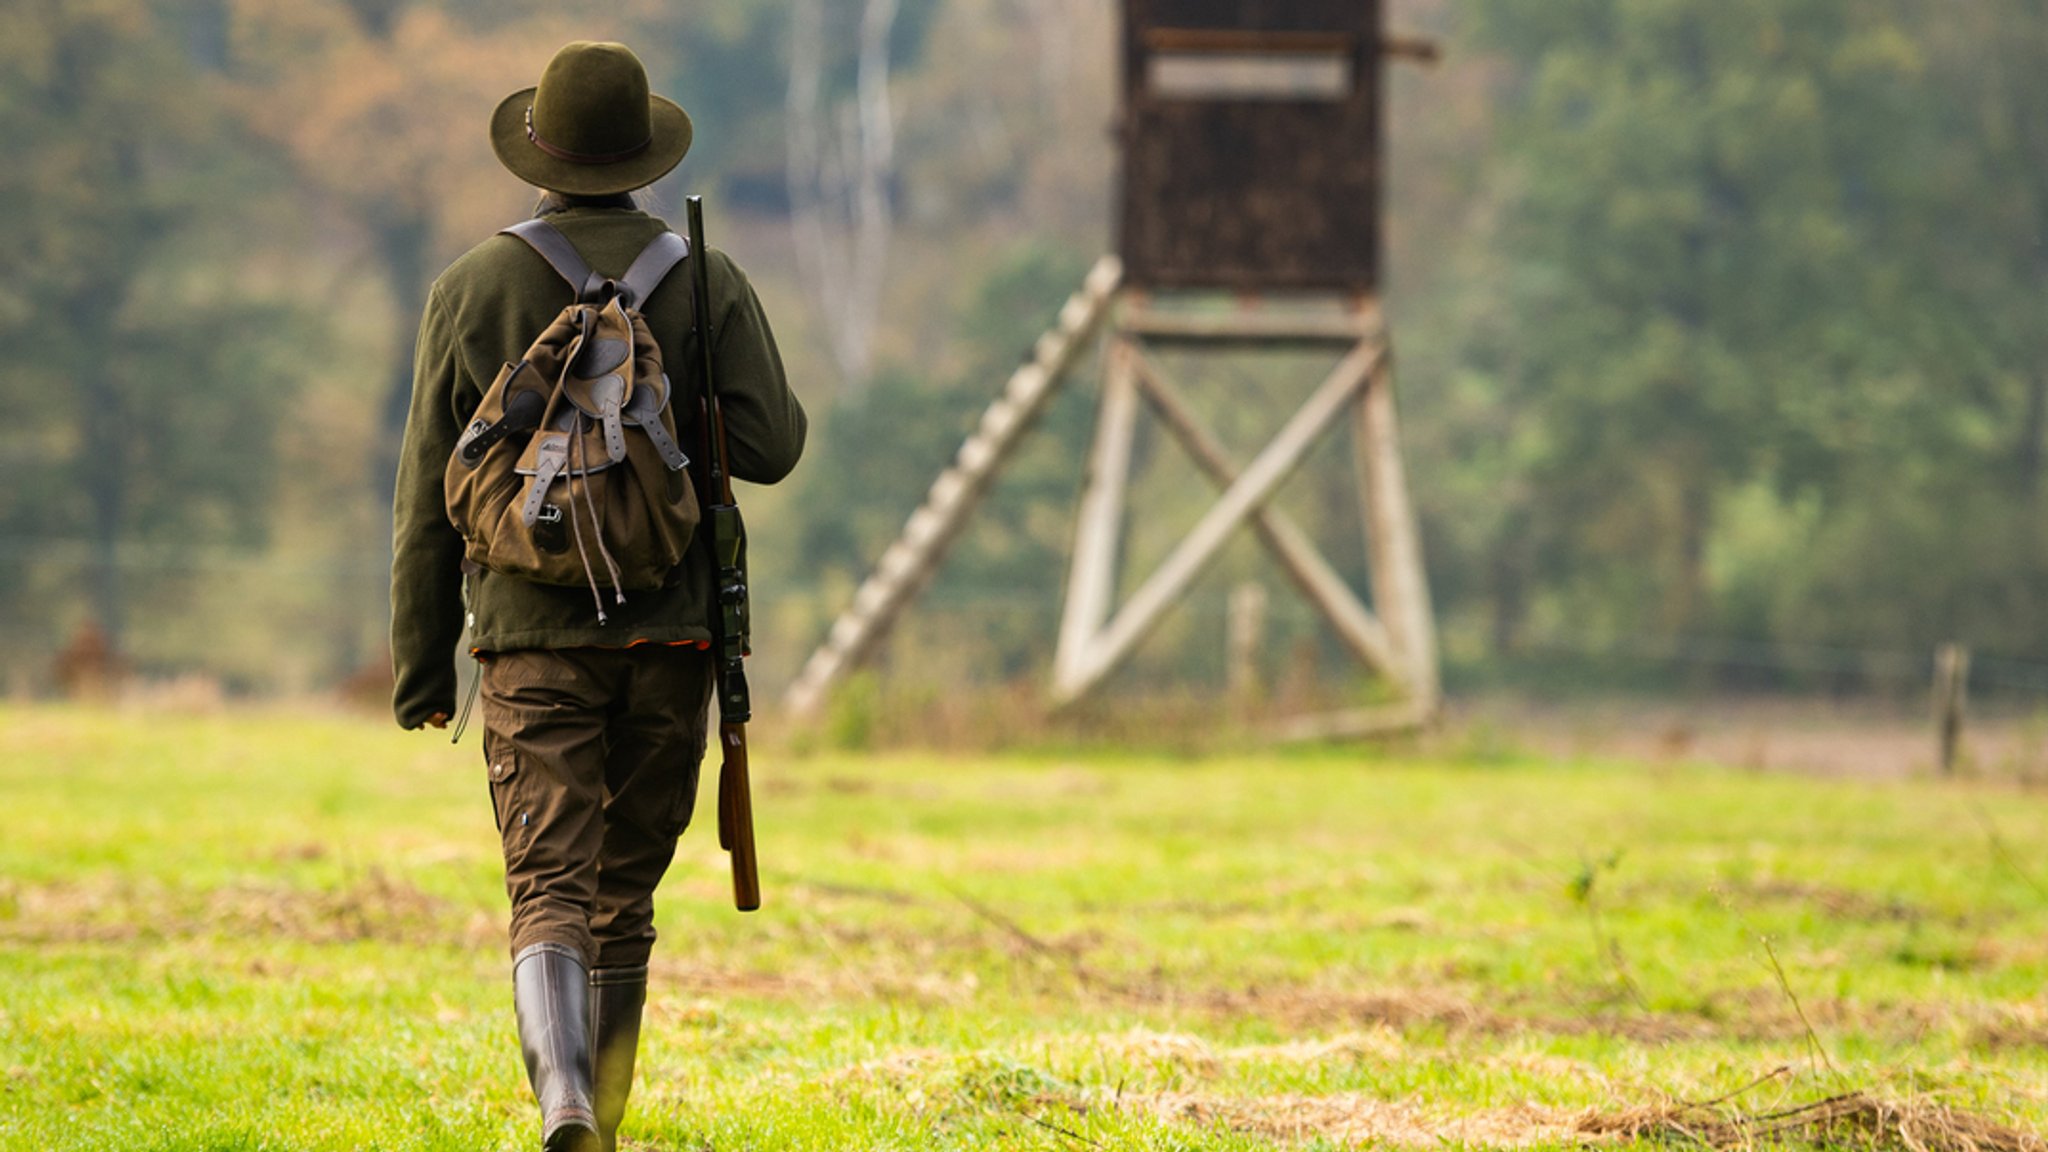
[1227,582,1268,716]
[1934,642,1970,776]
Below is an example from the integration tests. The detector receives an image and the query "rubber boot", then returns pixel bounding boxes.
[513,943,600,1152]
[589,965,648,1152]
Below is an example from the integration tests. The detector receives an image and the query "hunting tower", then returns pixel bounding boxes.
[787,0,1439,734]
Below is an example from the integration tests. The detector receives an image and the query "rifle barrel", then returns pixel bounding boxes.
[686,195,760,912]
[686,197,731,503]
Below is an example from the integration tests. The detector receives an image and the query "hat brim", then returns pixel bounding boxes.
[490,87,693,196]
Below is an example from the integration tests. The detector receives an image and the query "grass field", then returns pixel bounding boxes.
[4,704,2048,1150]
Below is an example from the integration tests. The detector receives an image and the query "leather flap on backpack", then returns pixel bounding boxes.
[562,297,636,404]
[547,297,633,464]
[572,333,631,380]
[454,361,550,468]
[513,405,624,478]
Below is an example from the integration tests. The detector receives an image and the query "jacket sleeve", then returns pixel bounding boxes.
[389,288,469,729]
[708,251,808,485]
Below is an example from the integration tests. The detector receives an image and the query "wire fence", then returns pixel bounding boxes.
[5,540,2047,714]
[1491,634,2048,699]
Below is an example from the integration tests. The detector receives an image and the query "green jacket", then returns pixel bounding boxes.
[390,205,808,729]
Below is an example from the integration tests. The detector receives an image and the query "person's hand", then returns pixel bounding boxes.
[424,712,450,730]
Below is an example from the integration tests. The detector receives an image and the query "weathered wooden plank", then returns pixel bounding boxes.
[1117,306,1379,346]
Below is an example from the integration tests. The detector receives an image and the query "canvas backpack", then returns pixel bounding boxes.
[443,219,700,621]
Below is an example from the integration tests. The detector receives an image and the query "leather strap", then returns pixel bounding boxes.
[503,219,607,302]
[521,435,570,526]
[618,232,689,310]
[455,364,547,467]
[455,390,545,467]
[623,379,689,471]
[590,376,628,463]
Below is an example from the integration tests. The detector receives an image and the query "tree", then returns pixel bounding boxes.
[221,0,574,664]
[1451,0,1934,655]
[0,0,307,656]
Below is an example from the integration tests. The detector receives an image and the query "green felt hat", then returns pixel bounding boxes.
[491,41,693,196]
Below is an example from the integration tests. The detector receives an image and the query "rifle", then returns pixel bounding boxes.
[686,195,760,912]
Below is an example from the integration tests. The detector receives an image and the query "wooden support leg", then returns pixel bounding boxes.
[1354,349,1439,709]
[1054,335,1141,691]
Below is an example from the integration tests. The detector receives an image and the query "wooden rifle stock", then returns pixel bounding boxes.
[715,722,760,910]
[689,195,761,912]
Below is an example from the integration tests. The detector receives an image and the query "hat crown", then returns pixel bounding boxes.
[491,40,691,195]
[530,41,653,159]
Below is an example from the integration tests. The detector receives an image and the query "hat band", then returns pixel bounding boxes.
[525,105,652,166]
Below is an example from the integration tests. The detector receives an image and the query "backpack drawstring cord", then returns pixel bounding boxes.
[565,411,610,625]
[577,418,627,600]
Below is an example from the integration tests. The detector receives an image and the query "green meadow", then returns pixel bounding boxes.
[3,704,2046,1150]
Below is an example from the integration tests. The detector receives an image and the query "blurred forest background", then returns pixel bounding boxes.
[4,0,2047,712]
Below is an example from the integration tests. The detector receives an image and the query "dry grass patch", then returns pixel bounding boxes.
[0,870,484,946]
[1126,1091,1582,1148]
[799,1030,2048,1151]
[1108,1089,2048,1151]
[1582,1091,2048,1152]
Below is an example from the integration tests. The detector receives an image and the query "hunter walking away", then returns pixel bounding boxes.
[389,40,804,1152]
[9,3,2048,1149]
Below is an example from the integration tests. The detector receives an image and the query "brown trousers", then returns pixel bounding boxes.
[479,645,713,969]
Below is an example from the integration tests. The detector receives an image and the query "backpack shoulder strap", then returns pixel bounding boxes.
[618,231,690,311]
[501,218,607,302]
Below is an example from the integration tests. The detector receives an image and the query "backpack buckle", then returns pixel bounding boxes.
[532,502,568,555]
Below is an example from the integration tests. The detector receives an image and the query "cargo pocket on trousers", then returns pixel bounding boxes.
[484,741,534,850]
